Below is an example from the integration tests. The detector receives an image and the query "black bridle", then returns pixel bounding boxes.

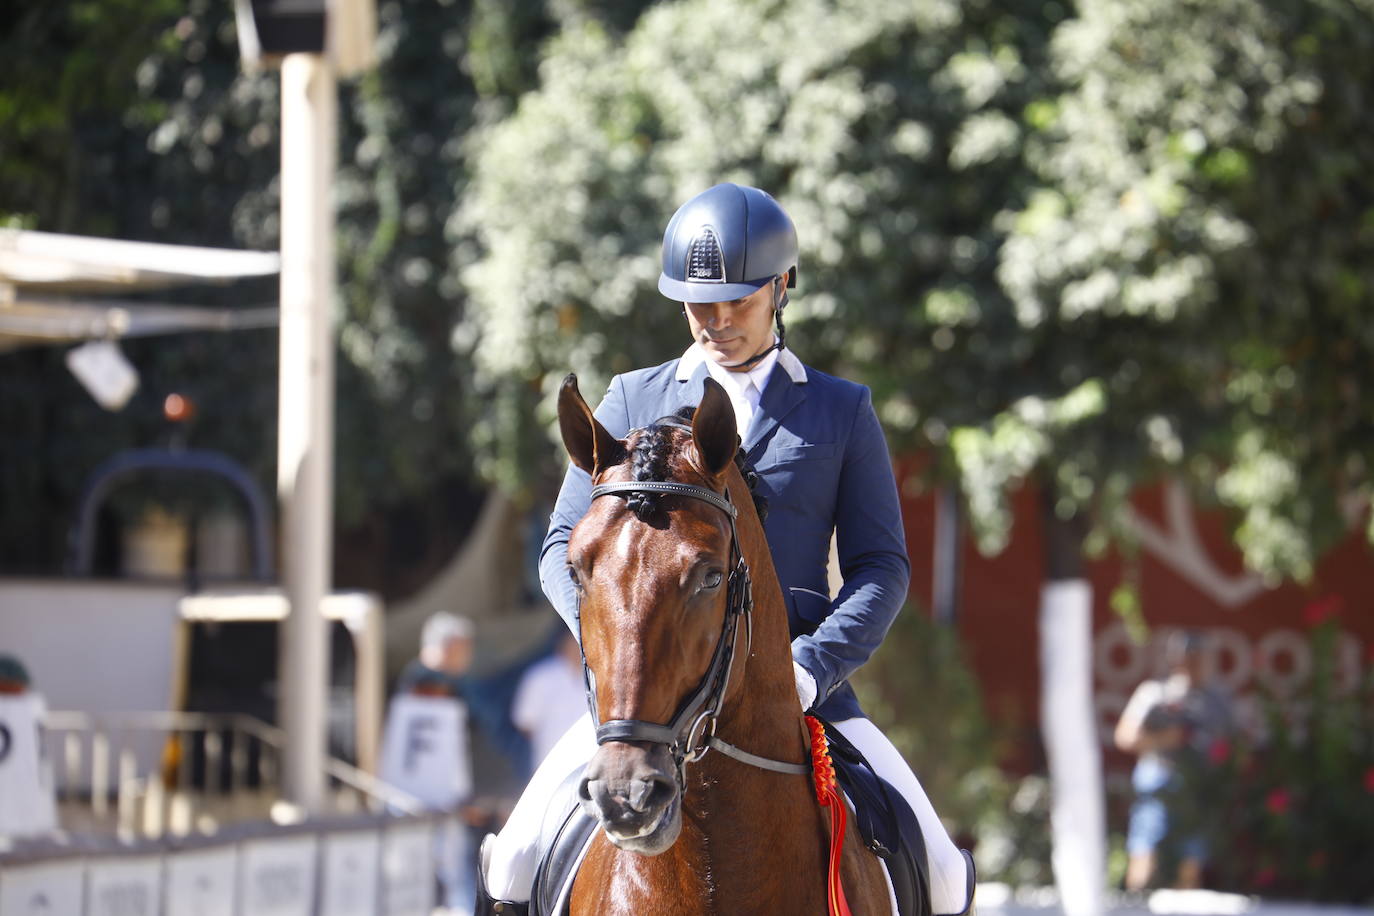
[577,472,809,782]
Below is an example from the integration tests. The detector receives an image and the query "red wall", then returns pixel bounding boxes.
[899,471,1374,776]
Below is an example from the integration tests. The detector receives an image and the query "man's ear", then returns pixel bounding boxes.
[557,374,623,474]
[692,378,738,478]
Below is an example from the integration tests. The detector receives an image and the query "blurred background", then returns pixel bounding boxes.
[1,0,1371,913]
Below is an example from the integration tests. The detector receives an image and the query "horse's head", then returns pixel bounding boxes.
[558,373,747,855]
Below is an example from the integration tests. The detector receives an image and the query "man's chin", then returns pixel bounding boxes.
[702,342,744,364]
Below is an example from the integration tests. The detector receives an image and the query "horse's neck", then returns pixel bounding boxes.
[676,696,825,909]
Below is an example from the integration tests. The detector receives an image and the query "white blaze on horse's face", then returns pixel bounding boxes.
[613,517,636,562]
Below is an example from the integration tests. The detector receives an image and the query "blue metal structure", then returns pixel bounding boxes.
[67,448,273,580]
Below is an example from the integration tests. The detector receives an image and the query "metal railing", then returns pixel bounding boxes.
[43,710,421,840]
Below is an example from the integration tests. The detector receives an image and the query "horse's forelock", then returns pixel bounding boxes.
[619,412,767,522]
[620,422,692,520]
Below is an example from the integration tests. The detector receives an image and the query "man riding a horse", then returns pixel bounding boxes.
[478,183,974,915]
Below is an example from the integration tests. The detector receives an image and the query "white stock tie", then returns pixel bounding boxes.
[728,378,759,439]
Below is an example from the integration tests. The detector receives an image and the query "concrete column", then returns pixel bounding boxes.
[1040,579,1105,916]
[276,52,337,813]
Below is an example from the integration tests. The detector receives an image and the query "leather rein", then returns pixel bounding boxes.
[578,474,810,784]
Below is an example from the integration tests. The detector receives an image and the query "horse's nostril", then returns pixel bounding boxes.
[579,777,597,803]
[628,778,654,812]
[627,775,673,813]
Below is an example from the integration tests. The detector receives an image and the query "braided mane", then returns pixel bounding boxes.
[620,407,767,522]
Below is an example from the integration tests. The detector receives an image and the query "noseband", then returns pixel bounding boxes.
[579,469,809,782]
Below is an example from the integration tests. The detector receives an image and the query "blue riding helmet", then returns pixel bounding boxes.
[658,183,799,304]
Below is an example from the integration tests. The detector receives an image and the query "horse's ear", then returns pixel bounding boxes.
[693,378,738,478]
[558,374,623,475]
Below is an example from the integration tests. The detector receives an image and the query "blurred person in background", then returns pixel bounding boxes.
[382,613,478,913]
[397,610,476,697]
[510,630,584,769]
[1114,630,1234,891]
[0,654,57,838]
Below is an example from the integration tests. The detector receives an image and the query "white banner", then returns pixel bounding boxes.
[0,860,86,916]
[380,822,433,916]
[237,834,319,916]
[163,845,237,916]
[85,855,161,916]
[318,830,381,916]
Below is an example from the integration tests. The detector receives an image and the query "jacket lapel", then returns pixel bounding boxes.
[743,364,807,458]
[670,361,711,419]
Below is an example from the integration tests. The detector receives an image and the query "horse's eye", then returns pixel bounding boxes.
[568,566,582,590]
[702,570,724,590]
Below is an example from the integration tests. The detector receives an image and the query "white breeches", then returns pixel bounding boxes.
[484,713,970,914]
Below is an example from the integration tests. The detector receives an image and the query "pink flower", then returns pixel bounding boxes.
[1208,739,1231,765]
[1364,766,1374,794]
[1265,788,1292,816]
[1301,595,1343,628]
[1256,867,1277,887]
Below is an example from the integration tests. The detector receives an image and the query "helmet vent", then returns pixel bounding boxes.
[685,227,726,282]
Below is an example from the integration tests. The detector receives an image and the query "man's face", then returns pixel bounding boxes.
[683,280,777,371]
[439,636,473,675]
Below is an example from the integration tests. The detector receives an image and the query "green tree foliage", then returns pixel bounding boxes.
[0,0,181,234]
[992,0,1374,577]
[464,0,1373,584]
[852,605,1055,885]
[5,0,1369,589]
[460,0,1062,494]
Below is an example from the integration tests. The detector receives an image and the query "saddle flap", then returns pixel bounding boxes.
[530,766,597,916]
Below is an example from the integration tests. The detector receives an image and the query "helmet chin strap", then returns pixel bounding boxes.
[722,276,787,371]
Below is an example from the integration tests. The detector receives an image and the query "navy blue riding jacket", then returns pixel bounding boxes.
[539,347,910,722]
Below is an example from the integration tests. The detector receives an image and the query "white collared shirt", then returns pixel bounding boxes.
[676,340,807,437]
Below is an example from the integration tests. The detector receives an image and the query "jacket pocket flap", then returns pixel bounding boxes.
[770,442,838,464]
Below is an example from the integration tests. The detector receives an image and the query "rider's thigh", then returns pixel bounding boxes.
[832,716,971,915]
[487,712,597,899]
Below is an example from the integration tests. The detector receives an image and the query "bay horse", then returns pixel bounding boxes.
[557,374,891,914]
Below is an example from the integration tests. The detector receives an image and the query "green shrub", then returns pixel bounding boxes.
[1172,607,1374,902]
[852,604,1053,885]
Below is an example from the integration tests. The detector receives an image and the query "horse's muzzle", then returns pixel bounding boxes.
[579,742,681,854]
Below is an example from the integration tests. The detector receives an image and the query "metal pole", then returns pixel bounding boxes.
[932,484,963,625]
[276,52,336,813]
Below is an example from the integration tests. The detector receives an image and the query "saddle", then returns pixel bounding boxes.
[527,721,974,916]
[530,765,596,916]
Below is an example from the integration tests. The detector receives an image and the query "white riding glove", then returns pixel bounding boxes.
[792,660,818,712]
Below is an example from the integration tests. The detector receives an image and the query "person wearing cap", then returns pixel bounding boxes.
[477,183,973,915]
[397,610,478,698]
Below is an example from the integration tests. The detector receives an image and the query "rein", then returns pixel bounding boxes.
[579,475,807,782]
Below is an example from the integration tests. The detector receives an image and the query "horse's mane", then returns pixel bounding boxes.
[621,407,768,522]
